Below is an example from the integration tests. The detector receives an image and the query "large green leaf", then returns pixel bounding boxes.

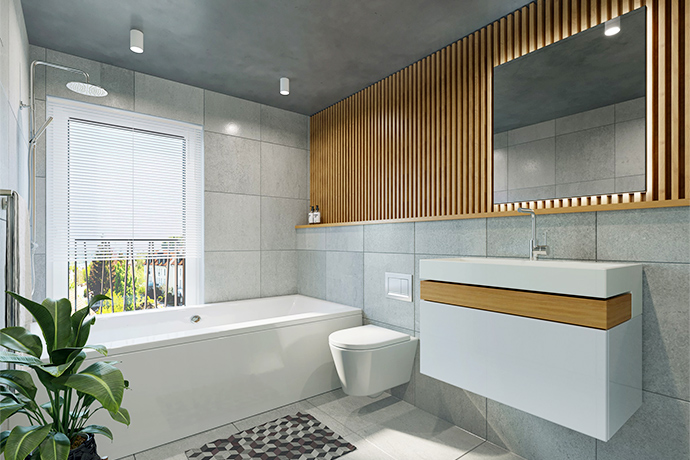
[70,298,100,349]
[3,425,51,460]
[0,328,43,358]
[6,293,55,353]
[0,400,24,424]
[108,406,130,426]
[39,349,88,379]
[40,299,73,353]
[38,432,69,460]
[77,425,112,441]
[0,369,37,399]
[0,429,10,452]
[50,346,106,365]
[75,317,95,350]
[33,368,67,393]
[0,391,37,413]
[87,295,109,312]
[62,362,124,412]
[0,352,43,367]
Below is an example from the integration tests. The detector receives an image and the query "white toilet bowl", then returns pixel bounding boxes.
[328,325,419,397]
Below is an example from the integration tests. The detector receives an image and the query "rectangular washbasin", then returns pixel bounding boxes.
[419,257,642,316]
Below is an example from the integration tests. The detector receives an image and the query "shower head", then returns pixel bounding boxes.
[66,81,108,97]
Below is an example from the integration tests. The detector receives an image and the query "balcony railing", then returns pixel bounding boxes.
[68,239,186,314]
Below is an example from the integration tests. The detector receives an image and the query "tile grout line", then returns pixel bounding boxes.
[206,129,309,151]
[456,440,486,459]
[203,189,309,202]
[258,127,262,296]
[640,389,690,404]
[485,396,488,446]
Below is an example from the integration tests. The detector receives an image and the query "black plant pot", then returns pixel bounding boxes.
[68,434,100,460]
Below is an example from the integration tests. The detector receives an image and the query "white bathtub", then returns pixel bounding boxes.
[60,295,361,459]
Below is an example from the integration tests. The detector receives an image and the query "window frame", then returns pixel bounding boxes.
[45,96,204,309]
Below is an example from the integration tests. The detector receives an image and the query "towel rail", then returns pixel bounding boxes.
[1,189,21,328]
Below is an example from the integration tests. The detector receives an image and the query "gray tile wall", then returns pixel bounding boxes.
[296,206,690,460]
[0,0,30,327]
[30,46,309,304]
[494,97,646,204]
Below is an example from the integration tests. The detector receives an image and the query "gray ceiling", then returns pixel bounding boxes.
[493,7,646,133]
[21,0,531,115]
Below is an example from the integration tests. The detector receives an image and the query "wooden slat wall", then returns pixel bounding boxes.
[309,0,689,224]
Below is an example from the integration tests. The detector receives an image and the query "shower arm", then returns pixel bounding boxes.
[29,61,90,138]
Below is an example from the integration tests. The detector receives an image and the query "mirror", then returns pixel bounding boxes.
[492,8,646,204]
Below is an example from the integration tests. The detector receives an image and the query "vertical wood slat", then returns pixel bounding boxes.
[309,0,686,224]
[487,24,494,210]
[685,0,690,199]
[462,37,469,214]
[670,0,680,200]
[658,0,668,200]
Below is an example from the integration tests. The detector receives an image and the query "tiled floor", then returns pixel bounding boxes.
[128,390,525,460]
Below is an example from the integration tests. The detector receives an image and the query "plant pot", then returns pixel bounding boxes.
[68,434,100,460]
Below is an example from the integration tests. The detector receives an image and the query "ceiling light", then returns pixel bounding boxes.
[604,17,620,36]
[280,77,289,96]
[130,29,144,53]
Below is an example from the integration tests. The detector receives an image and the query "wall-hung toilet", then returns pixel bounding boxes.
[329,325,419,397]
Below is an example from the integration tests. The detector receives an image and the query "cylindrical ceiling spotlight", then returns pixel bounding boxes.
[130,29,144,53]
[280,77,289,96]
[604,16,621,36]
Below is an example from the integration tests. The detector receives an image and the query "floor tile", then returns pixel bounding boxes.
[460,442,527,459]
[306,389,404,433]
[339,432,397,460]
[358,405,484,460]
[232,401,315,432]
[134,422,239,460]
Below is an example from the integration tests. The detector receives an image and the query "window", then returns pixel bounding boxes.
[46,97,203,313]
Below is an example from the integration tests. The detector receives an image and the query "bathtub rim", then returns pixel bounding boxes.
[76,295,362,357]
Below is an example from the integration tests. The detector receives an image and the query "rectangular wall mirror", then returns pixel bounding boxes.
[492,7,646,204]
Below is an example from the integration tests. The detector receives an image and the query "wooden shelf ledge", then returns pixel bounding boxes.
[420,280,631,330]
[296,199,690,228]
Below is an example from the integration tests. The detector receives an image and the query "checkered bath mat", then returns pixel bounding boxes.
[185,412,357,460]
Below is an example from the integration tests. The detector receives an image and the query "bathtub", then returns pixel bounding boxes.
[42,295,362,459]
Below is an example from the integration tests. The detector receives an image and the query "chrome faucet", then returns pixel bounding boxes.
[517,208,549,260]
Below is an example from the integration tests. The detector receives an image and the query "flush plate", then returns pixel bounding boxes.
[385,272,412,302]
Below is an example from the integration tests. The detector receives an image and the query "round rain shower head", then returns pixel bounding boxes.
[66,81,108,97]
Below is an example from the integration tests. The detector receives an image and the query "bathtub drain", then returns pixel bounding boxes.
[190,315,201,323]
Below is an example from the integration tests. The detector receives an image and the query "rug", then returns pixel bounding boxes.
[185,412,357,460]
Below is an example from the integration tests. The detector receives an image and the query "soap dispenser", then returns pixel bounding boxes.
[309,206,315,224]
[314,205,321,224]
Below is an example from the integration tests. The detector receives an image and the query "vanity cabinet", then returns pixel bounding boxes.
[419,258,642,441]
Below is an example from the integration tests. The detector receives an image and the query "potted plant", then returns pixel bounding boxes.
[0,293,130,460]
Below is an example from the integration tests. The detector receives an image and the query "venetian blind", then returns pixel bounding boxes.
[46,97,203,268]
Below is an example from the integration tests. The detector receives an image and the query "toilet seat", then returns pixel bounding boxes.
[329,325,410,350]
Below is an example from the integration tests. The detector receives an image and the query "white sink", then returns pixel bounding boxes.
[419,257,642,316]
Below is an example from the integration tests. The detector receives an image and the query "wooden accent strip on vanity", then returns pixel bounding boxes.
[420,280,632,330]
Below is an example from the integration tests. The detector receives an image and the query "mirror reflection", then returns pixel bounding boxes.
[493,8,646,204]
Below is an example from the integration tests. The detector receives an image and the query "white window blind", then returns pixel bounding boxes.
[46,97,203,305]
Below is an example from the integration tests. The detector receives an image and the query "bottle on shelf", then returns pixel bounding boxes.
[314,205,321,224]
[308,206,315,224]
